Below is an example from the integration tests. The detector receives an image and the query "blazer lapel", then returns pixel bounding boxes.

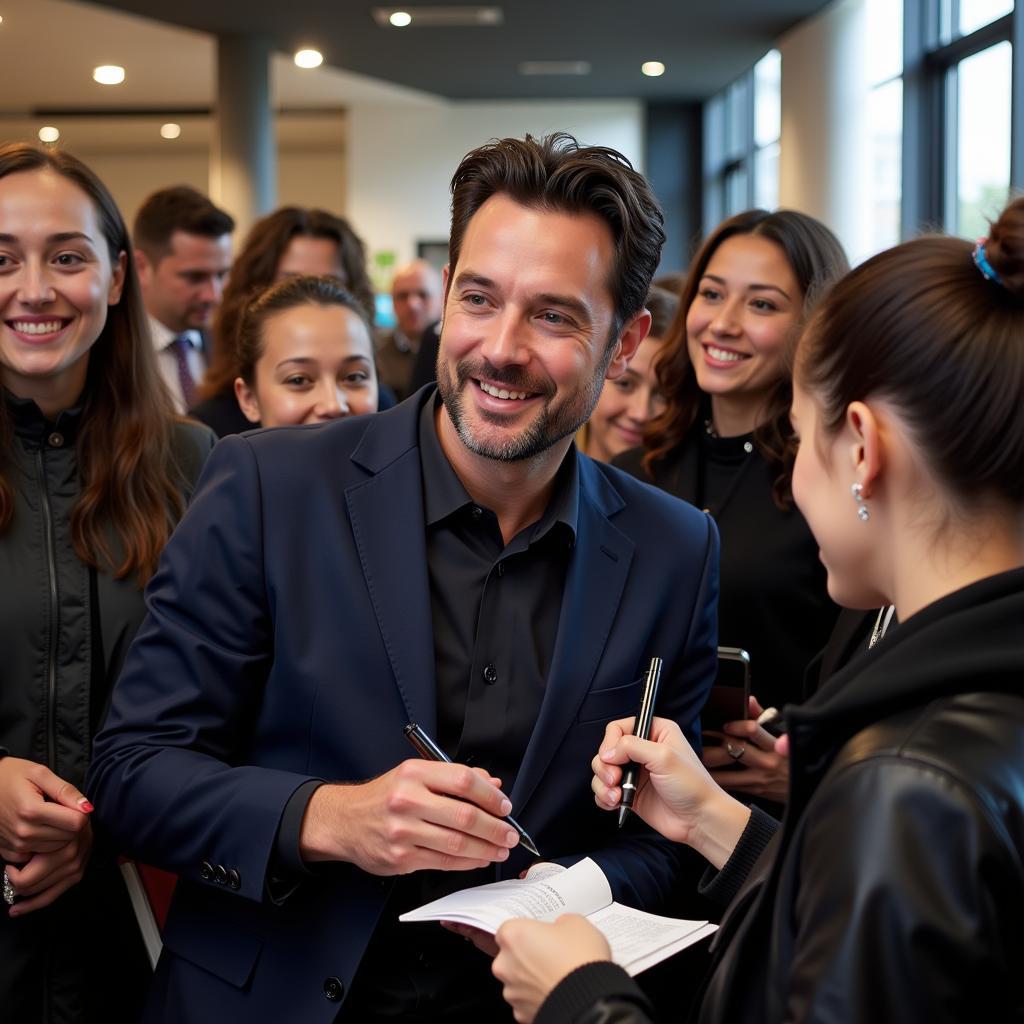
[345,398,438,733]
[511,459,633,814]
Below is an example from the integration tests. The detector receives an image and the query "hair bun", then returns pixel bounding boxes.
[984,196,1024,297]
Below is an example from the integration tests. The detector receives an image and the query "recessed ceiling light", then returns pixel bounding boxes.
[294,48,323,69]
[641,61,665,78]
[372,6,503,27]
[518,61,591,77]
[38,126,60,144]
[160,123,182,140]
[93,65,126,85]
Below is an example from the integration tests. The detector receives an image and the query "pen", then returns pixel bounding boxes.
[617,656,663,828]
[403,722,541,858]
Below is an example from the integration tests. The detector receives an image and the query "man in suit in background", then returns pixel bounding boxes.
[88,134,718,1023]
[376,258,443,401]
[133,186,235,412]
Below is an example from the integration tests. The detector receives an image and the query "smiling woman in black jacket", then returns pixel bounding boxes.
[491,198,1024,1024]
[0,145,213,1022]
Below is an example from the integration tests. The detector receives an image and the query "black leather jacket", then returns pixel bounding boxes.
[538,569,1024,1024]
[0,392,213,1023]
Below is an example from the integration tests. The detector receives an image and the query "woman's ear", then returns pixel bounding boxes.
[234,377,262,425]
[845,400,882,498]
[108,251,127,306]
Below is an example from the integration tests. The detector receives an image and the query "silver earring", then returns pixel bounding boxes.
[851,482,869,522]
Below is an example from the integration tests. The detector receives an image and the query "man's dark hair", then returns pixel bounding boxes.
[448,133,666,337]
[133,185,235,262]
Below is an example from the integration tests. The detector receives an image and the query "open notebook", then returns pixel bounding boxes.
[401,856,717,976]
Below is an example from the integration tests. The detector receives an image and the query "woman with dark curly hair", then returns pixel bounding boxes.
[615,211,847,799]
[190,206,378,436]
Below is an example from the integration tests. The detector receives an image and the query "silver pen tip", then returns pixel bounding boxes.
[520,834,540,857]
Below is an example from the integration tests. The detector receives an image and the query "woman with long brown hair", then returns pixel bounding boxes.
[615,211,847,801]
[0,143,213,1021]
[190,206,378,436]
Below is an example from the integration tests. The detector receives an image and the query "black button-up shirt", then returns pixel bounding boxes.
[419,394,578,791]
[343,397,581,1020]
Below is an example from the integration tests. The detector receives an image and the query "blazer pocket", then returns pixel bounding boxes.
[576,676,644,725]
[161,885,264,989]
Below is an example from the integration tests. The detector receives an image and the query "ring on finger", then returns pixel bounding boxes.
[2,869,15,906]
[725,742,746,762]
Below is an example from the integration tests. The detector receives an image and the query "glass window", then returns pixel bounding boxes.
[959,0,1013,36]
[867,0,904,85]
[865,79,904,253]
[754,142,780,213]
[725,165,750,217]
[754,50,781,148]
[726,77,751,161]
[954,40,1012,238]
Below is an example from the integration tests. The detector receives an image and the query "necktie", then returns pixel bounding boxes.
[167,335,197,410]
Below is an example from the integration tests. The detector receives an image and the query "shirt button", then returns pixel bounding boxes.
[47,432,64,448]
[214,864,228,885]
[199,861,213,881]
[469,505,483,519]
[227,869,241,890]
[322,976,345,1002]
[482,664,498,685]
[497,561,505,577]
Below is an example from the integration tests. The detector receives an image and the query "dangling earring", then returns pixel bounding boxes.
[851,482,869,522]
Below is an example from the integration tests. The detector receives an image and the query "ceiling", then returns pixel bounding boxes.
[63,0,834,104]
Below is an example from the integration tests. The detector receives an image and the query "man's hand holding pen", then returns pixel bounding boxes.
[298,761,522,874]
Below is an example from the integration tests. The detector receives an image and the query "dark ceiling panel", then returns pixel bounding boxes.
[84,0,833,101]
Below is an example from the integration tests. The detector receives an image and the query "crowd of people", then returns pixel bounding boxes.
[0,130,1021,1024]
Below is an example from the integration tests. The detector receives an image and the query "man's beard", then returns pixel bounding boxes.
[436,352,612,462]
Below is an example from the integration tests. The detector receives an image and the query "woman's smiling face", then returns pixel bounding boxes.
[685,233,800,412]
[0,168,125,408]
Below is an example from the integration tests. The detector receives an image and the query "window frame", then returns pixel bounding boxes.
[902,2,1020,237]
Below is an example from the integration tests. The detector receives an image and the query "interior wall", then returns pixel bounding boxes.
[1,97,643,273]
[345,99,645,272]
[777,0,868,259]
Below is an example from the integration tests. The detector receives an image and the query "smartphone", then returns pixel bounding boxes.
[701,647,751,733]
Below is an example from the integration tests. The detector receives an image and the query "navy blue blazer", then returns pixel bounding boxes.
[88,388,718,1022]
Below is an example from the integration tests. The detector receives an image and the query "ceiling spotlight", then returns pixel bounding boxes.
[38,126,60,144]
[160,123,182,140]
[93,65,126,85]
[372,6,502,27]
[294,48,323,69]
[641,61,665,78]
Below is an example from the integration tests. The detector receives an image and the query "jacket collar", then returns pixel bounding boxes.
[4,388,85,445]
[786,568,1024,800]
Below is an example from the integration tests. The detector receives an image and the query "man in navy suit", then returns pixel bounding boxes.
[88,134,718,1022]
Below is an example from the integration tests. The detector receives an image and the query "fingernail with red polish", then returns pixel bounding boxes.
[78,799,94,813]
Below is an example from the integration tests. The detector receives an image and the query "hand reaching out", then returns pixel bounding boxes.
[493,914,612,1023]
[701,696,791,804]
[591,717,750,871]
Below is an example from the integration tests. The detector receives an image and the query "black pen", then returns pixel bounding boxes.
[403,722,541,857]
[618,656,663,828]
